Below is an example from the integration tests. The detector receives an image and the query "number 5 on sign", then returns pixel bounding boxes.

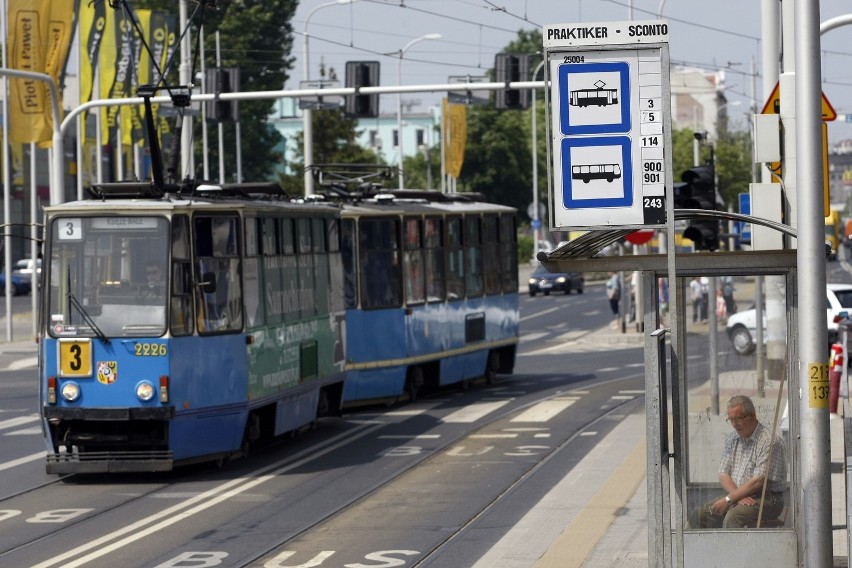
[59,339,92,377]
[808,362,829,408]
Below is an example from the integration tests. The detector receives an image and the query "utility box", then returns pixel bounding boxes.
[754,113,781,163]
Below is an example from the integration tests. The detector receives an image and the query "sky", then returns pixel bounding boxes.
[288,0,852,144]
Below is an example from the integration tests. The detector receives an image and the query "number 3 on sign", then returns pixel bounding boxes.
[808,362,829,408]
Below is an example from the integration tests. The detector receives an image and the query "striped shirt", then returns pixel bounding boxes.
[719,422,786,493]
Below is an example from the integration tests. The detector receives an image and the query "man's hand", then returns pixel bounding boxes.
[710,497,731,516]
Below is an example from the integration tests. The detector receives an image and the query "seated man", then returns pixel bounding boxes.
[691,394,786,528]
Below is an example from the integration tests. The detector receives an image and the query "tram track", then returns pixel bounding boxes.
[239,372,644,567]
[1,360,645,567]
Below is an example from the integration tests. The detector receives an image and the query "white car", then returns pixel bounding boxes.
[12,258,41,276]
[726,283,852,356]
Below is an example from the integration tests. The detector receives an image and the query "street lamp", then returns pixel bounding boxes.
[303,0,357,196]
[396,33,441,190]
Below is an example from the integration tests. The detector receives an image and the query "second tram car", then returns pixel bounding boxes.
[335,190,519,405]
[39,184,346,473]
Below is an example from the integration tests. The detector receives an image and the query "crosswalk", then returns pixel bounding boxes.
[519,329,644,355]
[381,390,641,430]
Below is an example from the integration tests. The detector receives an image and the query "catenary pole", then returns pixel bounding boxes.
[795,0,832,564]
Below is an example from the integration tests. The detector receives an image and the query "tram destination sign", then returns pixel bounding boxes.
[544,20,671,230]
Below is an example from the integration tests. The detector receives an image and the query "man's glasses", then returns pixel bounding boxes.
[726,413,753,425]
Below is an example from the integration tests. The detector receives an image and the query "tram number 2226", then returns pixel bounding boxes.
[135,342,168,356]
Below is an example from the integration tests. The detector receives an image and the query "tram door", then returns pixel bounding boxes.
[644,267,799,567]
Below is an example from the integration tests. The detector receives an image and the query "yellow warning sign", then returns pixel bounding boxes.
[761,81,837,121]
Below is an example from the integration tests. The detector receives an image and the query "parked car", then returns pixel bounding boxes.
[12,257,41,276]
[528,265,584,296]
[726,283,852,355]
[0,271,32,296]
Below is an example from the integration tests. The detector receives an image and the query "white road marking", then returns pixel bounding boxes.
[378,434,441,439]
[8,356,37,370]
[5,427,42,435]
[510,398,577,422]
[0,414,39,431]
[520,306,561,322]
[442,400,510,423]
[0,451,44,472]
[29,422,385,568]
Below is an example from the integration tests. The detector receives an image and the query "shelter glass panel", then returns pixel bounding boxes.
[678,273,792,533]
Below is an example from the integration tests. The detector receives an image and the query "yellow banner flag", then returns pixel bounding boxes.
[7,0,50,144]
[99,7,117,144]
[6,0,75,146]
[442,98,467,178]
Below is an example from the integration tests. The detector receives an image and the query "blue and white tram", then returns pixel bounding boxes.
[39,183,346,473]
[338,191,519,404]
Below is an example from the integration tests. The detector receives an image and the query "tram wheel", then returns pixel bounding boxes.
[485,352,500,385]
[406,367,423,402]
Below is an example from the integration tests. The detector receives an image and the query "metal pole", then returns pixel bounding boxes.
[216,33,225,184]
[302,0,358,196]
[179,1,193,179]
[795,0,832,564]
[397,33,441,190]
[30,143,37,337]
[201,26,209,180]
[531,61,545,257]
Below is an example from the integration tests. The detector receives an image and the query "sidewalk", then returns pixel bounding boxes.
[485,318,849,566]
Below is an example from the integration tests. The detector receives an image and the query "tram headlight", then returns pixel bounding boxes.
[136,381,156,402]
[61,381,81,402]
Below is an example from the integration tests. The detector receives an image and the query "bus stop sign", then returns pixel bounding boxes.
[543,21,671,230]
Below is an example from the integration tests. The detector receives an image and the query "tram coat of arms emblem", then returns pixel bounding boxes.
[97,361,118,384]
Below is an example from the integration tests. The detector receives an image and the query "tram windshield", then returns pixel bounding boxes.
[47,216,169,338]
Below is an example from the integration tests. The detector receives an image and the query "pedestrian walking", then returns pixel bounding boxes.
[606,271,621,328]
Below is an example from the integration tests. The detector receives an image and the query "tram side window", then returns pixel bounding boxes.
[262,217,283,326]
[282,217,301,322]
[482,215,500,295]
[312,218,330,316]
[170,215,194,336]
[446,217,465,300]
[341,219,357,309]
[465,216,483,297]
[404,218,425,304]
[297,217,317,319]
[243,217,264,329]
[424,217,445,301]
[359,218,402,309]
[194,215,243,334]
[327,217,345,316]
[499,215,518,293]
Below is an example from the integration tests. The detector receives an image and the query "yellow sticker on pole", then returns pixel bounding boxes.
[808,362,829,408]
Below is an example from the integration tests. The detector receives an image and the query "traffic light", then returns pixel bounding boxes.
[345,61,380,118]
[494,53,530,109]
[678,164,720,251]
[205,68,239,122]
